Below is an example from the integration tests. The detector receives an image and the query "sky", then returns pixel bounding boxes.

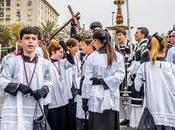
[48,0,175,36]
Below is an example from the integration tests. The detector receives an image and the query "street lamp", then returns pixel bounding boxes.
[126,0,132,42]
[112,11,115,26]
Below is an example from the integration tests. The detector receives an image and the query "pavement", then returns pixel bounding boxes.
[120,126,136,130]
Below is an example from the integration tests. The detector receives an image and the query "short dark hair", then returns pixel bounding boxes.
[7,48,11,53]
[115,28,127,35]
[168,29,175,35]
[137,27,149,38]
[66,38,79,48]
[90,21,102,31]
[33,26,42,40]
[10,47,16,53]
[19,27,40,40]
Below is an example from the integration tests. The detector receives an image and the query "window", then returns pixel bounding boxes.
[27,13,31,17]
[28,19,32,22]
[16,3,20,6]
[16,10,20,21]
[6,0,11,6]
[0,3,4,6]
[0,12,4,17]
[6,17,10,20]
[28,1,32,6]
[16,11,20,16]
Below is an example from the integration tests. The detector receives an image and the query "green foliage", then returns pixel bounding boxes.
[56,24,71,39]
[160,33,168,45]
[10,22,24,40]
[41,20,58,39]
[0,25,11,47]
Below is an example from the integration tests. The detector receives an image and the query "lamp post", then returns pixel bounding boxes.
[126,0,132,42]
[107,0,128,31]
[112,11,115,26]
[126,0,133,60]
[114,0,125,26]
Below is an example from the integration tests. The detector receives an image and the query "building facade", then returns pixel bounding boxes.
[0,0,59,26]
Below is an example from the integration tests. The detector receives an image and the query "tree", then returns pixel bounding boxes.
[0,25,11,47]
[10,22,24,45]
[56,24,71,39]
[160,33,168,45]
[41,20,58,39]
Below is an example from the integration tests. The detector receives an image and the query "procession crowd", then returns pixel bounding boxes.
[0,21,175,130]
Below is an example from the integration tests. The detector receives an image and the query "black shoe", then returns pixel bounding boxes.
[120,119,130,127]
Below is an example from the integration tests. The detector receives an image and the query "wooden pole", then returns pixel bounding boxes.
[41,12,80,59]
[68,5,80,28]
[49,12,80,40]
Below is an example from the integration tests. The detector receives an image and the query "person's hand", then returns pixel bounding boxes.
[4,83,19,96]
[18,83,33,95]
[90,77,101,85]
[32,86,49,100]
[99,78,109,90]
[82,98,88,112]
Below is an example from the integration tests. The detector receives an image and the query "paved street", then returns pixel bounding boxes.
[120,126,136,130]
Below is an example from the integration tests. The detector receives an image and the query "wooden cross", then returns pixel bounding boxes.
[41,7,80,59]
[68,5,80,28]
[49,12,80,40]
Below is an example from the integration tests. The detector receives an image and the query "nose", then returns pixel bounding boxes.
[28,37,33,42]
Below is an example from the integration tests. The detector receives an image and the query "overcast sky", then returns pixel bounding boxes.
[49,0,175,35]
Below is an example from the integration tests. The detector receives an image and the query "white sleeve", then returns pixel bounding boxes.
[134,63,144,92]
[43,61,52,105]
[0,58,15,94]
[81,55,94,99]
[103,53,125,92]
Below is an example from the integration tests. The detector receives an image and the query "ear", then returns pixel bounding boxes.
[51,50,55,55]
[18,39,22,47]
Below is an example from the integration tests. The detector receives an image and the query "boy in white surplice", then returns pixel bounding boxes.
[0,27,52,130]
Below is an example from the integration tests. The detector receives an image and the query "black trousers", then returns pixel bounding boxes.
[67,99,77,130]
[88,110,119,130]
[76,118,88,130]
[47,105,68,130]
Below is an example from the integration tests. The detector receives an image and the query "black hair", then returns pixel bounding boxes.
[10,46,16,53]
[66,38,79,48]
[90,21,102,30]
[7,48,11,53]
[137,27,149,38]
[19,27,40,40]
[33,26,42,40]
[93,29,116,68]
[115,28,127,35]
[168,29,175,35]
[148,33,164,51]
